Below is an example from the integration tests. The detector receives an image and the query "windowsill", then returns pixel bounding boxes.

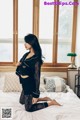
[41,66,68,72]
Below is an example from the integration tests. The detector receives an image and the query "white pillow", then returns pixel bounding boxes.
[0,76,5,90]
[3,73,22,92]
[44,76,67,92]
[39,75,46,92]
[40,75,44,84]
[39,84,46,92]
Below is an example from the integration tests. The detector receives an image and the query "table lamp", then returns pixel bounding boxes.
[67,52,77,69]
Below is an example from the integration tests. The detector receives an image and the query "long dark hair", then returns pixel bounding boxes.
[24,34,43,65]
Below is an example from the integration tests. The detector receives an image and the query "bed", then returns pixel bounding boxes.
[0,73,80,120]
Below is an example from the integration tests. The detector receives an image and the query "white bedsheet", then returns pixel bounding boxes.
[0,86,80,120]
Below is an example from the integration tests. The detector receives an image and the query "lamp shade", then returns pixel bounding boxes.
[67,53,77,57]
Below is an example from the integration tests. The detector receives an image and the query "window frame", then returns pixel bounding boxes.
[0,0,78,72]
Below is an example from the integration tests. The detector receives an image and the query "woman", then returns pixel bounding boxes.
[16,34,61,112]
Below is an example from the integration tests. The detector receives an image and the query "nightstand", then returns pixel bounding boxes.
[75,74,80,98]
[67,69,78,92]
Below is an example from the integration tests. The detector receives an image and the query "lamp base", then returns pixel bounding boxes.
[68,64,77,69]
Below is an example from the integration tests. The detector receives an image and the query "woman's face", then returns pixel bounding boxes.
[24,42,32,50]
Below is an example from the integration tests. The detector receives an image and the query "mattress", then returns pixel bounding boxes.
[0,86,80,120]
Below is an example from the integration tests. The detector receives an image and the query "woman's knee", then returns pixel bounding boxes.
[25,107,31,112]
[19,99,25,104]
[25,104,32,112]
[19,90,25,104]
[24,95,32,112]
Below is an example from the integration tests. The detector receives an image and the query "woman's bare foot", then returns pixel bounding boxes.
[37,97,52,102]
[48,100,61,106]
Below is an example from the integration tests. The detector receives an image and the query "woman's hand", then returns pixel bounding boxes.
[32,98,38,104]
[16,62,21,67]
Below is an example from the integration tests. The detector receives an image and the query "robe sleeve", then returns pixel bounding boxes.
[32,61,41,98]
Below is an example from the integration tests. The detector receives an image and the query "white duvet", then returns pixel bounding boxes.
[0,86,80,120]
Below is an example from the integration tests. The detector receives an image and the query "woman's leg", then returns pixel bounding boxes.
[24,94,48,112]
[37,97,52,102]
[37,97,61,106]
[48,100,61,106]
[19,90,25,105]
[25,95,61,112]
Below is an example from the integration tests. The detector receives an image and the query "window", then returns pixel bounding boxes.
[57,0,73,63]
[0,0,13,62]
[18,0,33,60]
[0,0,78,71]
[39,0,54,63]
